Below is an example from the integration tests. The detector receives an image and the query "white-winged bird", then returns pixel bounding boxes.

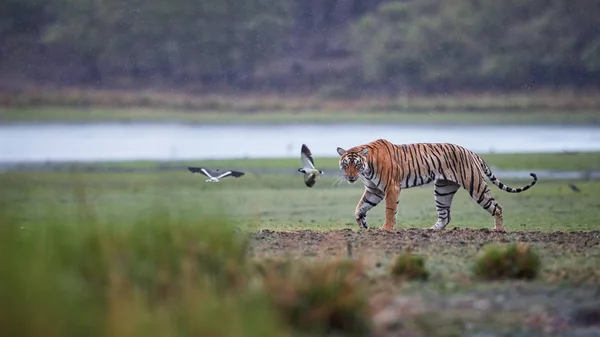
[188,167,245,183]
[297,144,324,187]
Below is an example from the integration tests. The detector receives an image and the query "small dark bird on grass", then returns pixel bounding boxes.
[568,183,581,192]
[297,144,324,188]
[188,167,245,183]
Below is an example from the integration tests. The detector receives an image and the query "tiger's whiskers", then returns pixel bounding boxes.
[332,175,346,187]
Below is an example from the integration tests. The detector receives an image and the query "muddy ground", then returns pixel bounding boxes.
[248,228,600,337]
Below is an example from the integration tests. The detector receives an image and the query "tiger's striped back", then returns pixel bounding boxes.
[355,139,537,192]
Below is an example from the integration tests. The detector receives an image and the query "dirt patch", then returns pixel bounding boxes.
[248,227,600,258]
[248,228,600,337]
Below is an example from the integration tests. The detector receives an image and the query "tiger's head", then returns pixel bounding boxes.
[336,146,369,184]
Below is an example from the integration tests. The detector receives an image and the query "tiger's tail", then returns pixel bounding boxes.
[478,157,538,193]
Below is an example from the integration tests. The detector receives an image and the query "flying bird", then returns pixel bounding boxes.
[297,144,324,187]
[568,183,581,192]
[188,167,245,183]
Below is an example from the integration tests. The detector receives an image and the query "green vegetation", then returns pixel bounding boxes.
[390,252,430,281]
[2,154,599,232]
[0,203,378,337]
[2,0,599,92]
[0,208,287,337]
[351,0,600,89]
[473,243,542,280]
[1,151,599,336]
[2,105,600,125]
[258,258,372,336]
[13,151,600,174]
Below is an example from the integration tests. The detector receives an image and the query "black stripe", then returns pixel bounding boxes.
[413,145,423,186]
[440,146,458,181]
[468,167,476,197]
[457,149,469,188]
[381,141,395,177]
[449,146,463,183]
[483,199,493,209]
[368,187,385,200]
[367,161,375,179]
[408,145,419,187]
[416,144,429,178]
[435,190,458,197]
[362,197,377,207]
[427,144,446,180]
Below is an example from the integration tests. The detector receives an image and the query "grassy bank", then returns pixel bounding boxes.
[2,168,597,233]
[4,152,599,232]
[13,151,600,173]
[2,106,600,125]
[4,87,600,112]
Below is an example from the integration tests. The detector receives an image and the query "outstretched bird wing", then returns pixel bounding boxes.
[188,167,214,178]
[216,170,245,179]
[304,173,317,188]
[301,144,315,169]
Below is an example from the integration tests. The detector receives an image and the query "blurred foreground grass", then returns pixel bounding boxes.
[0,199,371,337]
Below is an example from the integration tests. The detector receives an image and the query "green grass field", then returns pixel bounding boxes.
[28,151,600,173]
[2,152,599,337]
[2,106,600,125]
[3,152,599,232]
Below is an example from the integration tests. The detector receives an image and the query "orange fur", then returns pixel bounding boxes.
[337,139,537,231]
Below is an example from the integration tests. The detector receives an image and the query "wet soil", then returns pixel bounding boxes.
[248,228,600,337]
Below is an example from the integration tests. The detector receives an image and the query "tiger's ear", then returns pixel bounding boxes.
[336,147,346,156]
[361,147,369,156]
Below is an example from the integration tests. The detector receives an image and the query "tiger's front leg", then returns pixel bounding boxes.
[355,188,384,229]
[381,184,400,231]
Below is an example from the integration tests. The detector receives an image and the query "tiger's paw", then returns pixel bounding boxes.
[380,224,394,231]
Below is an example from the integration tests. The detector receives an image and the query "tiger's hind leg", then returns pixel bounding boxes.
[431,180,460,230]
[468,182,505,231]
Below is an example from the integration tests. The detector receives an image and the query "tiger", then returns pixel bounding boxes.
[336,138,537,232]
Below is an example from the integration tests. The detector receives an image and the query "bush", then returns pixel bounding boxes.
[473,243,541,280]
[0,207,285,337]
[257,258,372,337]
[389,252,430,281]
[316,84,355,99]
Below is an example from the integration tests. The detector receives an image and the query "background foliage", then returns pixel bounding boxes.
[1,0,599,94]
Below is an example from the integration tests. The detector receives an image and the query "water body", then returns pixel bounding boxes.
[1,123,599,163]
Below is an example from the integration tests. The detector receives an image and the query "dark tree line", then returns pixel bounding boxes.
[350,0,600,92]
[1,0,599,94]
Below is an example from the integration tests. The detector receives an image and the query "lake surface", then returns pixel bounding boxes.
[1,123,600,163]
